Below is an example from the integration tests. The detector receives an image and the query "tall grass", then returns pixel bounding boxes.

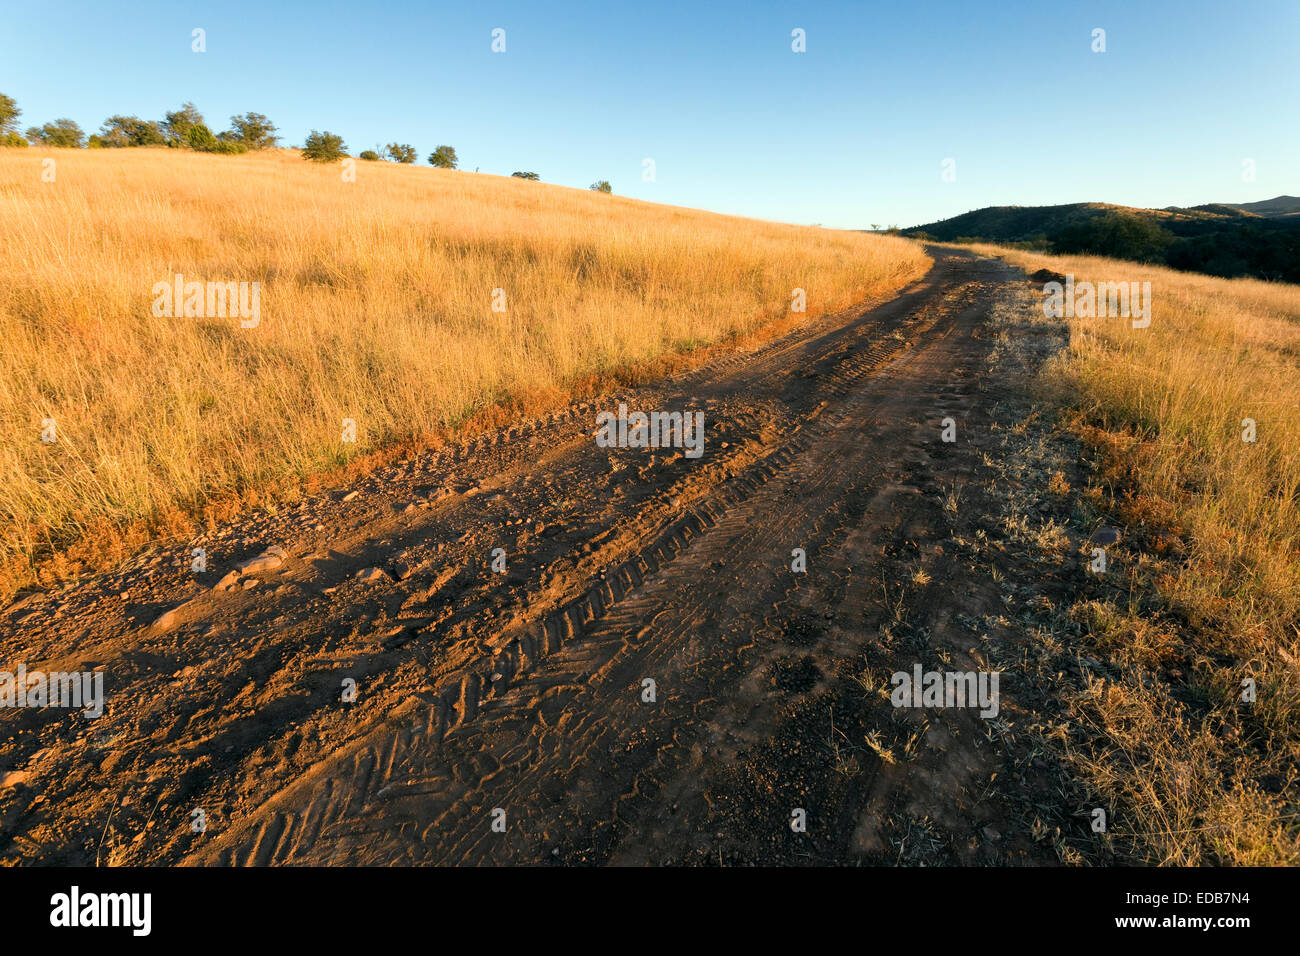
[0,146,927,595]
[978,243,1300,864]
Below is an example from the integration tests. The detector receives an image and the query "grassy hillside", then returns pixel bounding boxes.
[0,146,928,596]
[978,242,1300,863]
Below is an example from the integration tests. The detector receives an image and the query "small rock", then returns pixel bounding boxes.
[100,751,125,774]
[342,490,360,502]
[151,602,190,633]
[356,567,390,585]
[242,578,260,590]
[213,570,241,592]
[238,546,287,575]
[0,770,31,789]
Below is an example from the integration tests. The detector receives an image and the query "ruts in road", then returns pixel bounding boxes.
[1,248,1075,866]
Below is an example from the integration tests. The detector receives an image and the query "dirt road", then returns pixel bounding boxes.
[1,248,1089,866]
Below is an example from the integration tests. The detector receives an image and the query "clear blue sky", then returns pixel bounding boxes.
[2,0,1296,228]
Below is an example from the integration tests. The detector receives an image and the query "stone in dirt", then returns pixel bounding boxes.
[213,570,241,592]
[356,567,391,585]
[150,601,192,633]
[237,546,287,575]
[1,769,31,789]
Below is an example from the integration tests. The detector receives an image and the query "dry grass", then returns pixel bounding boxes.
[0,146,928,596]
[975,242,1300,864]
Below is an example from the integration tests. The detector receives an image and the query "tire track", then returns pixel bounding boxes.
[0,249,1033,867]
[182,255,1003,866]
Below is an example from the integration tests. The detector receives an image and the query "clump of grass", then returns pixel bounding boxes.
[864,730,896,764]
[942,479,964,515]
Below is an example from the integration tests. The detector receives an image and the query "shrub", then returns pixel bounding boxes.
[512,171,540,180]
[428,145,458,169]
[0,92,20,136]
[95,115,167,148]
[302,130,347,163]
[359,150,380,161]
[385,143,416,164]
[184,124,247,154]
[186,123,218,151]
[590,180,612,194]
[162,102,204,145]
[25,119,85,148]
[227,112,278,150]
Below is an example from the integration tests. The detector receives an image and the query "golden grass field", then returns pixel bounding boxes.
[977,243,1300,864]
[0,146,928,597]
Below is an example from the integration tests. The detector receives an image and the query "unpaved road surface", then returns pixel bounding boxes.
[1,249,1085,866]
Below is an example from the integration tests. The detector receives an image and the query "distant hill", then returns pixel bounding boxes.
[902,196,1300,282]
[904,198,1299,244]
[1220,195,1300,218]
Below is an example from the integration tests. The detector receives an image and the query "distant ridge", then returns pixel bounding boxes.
[900,196,1300,283]
[903,196,1299,244]
[1220,195,1300,218]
